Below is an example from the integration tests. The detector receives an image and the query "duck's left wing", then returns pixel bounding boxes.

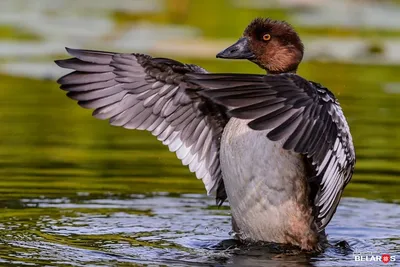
[188,73,356,230]
[55,48,229,205]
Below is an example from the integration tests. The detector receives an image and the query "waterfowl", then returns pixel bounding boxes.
[55,18,355,251]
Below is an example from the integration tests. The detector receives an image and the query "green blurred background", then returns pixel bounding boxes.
[0,0,399,204]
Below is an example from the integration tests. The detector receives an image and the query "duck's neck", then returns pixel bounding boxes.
[267,69,297,75]
[265,64,298,74]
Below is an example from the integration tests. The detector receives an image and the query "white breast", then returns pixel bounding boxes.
[220,118,317,246]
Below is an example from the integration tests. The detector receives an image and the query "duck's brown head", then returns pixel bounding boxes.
[217,18,304,74]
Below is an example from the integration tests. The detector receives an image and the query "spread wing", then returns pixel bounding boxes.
[55,48,229,204]
[188,73,356,230]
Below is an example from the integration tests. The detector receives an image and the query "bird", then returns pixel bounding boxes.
[55,18,355,251]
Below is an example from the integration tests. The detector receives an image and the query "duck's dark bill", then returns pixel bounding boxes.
[216,37,255,60]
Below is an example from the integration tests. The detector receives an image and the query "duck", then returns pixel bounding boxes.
[55,18,356,251]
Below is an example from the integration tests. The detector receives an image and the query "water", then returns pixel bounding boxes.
[0,0,399,266]
[0,195,399,266]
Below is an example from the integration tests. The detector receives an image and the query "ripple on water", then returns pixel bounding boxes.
[0,195,399,266]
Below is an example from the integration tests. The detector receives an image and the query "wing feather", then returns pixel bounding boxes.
[189,73,356,230]
[55,48,229,202]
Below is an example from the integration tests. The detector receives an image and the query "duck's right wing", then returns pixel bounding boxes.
[55,48,229,204]
[188,73,356,230]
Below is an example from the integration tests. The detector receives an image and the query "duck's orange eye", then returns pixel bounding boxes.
[263,34,271,41]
